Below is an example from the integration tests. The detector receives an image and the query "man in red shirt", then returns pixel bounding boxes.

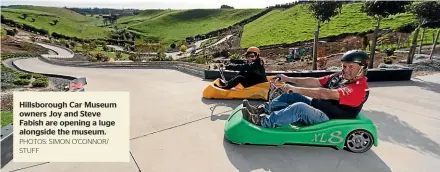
[242,50,370,128]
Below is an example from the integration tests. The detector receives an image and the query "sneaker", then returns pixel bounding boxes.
[243,99,265,115]
[241,108,263,126]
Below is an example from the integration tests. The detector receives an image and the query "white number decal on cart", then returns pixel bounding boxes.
[312,131,344,144]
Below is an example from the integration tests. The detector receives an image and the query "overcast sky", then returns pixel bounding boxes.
[1,0,297,9]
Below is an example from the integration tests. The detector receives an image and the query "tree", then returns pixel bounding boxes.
[407,1,440,62]
[20,13,28,19]
[170,42,176,49]
[430,30,440,60]
[308,1,343,70]
[51,19,59,25]
[361,1,411,68]
[221,5,234,9]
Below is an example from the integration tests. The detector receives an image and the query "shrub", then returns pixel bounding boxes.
[103,45,109,52]
[230,53,241,59]
[150,56,173,61]
[128,54,137,61]
[18,73,32,79]
[13,78,31,85]
[32,73,46,79]
[170,43,176,49]
[116,51,122,59]
[70,41,76,48]
[194,55,205,64]
[95,52,105,61]
[383,57,393,64]
[32,78,49,87]
[102,56,110,62]
[180,45,187,52]
[6,29,16,36]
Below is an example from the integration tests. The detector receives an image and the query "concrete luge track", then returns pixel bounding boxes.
[2,56,440,172]
[35,42,74,58]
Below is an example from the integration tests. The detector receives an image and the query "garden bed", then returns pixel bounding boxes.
[262,52,408,71]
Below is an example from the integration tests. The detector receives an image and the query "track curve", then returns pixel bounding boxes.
[36,42,74,58]
[3,56,440,172]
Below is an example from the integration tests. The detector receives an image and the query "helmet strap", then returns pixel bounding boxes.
[340,64,366,83]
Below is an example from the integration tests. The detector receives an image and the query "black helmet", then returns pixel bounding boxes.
[341,50,369,66]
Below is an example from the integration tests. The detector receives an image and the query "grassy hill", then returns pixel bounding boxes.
[121,9,264,43]
[1,5,109,39]
[2,4,437,49]
[240,3,418,48]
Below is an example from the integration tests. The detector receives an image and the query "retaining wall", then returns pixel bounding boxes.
[37,56,208,78]
[37,56,414,82]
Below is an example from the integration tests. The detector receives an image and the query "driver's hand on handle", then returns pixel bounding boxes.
[277,74,289,82]
[271,74,288,83]
[281,84,296,94]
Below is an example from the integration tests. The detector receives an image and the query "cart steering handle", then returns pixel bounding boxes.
[267,76,295,114]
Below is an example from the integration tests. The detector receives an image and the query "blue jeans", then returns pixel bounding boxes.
[260,93,329,128]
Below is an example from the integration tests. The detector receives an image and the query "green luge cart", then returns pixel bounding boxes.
[224,104,378,153]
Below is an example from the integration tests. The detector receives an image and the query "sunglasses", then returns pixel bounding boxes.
[245,53,257,58]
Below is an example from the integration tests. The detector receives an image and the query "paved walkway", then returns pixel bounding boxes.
[2,58,440,172]
[35,42,74,58]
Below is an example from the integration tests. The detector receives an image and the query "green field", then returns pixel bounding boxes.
[1,111,13,127]
[240,3,417,48]
[1,6,110,39]
[1,4,438,49]
[123,9,264,43]
[118,9,179,28]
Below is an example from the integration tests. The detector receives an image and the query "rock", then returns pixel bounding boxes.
[0,92,13,111]
[378,63,408,69]
[408,59,440,72]
[327,66,341,70]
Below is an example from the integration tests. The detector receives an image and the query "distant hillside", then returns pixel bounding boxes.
[240,3,417,48]
[1,5,110,39]
[120,9,264,43]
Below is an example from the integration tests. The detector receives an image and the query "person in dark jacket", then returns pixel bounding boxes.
[215,47,267,89]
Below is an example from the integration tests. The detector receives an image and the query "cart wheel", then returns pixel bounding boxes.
[345,129,374,153]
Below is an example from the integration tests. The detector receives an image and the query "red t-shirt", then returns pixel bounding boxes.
[318,74,369,107]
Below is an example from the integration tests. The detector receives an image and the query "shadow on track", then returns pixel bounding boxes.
[223,136,391,172]
[201,97,246,121]
[368,79,440,94]
[363,109,440,159]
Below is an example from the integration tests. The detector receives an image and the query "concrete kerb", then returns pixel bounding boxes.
[11,58,80,80]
